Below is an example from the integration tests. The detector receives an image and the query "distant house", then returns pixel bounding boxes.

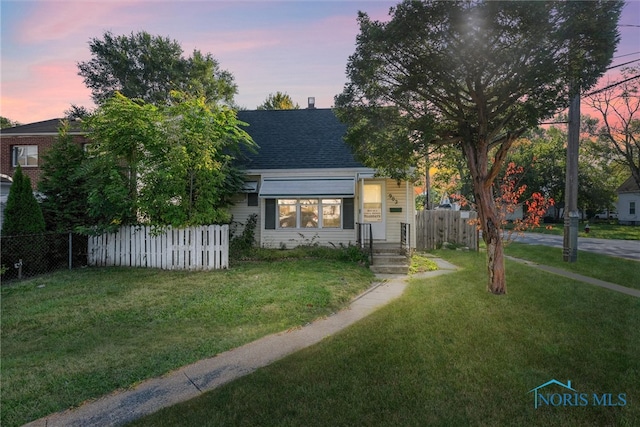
[617,176,640,225]
[0,119,89,189]
[0,109,417,249]
[233,108,416,249]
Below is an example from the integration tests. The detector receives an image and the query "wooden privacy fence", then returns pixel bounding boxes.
[416,210,478,251]
[88,225,229,270]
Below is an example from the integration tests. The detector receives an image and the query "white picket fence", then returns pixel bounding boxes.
[88,225,229,270]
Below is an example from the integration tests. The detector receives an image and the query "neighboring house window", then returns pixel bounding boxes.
[631,201,636,216]
[12,145,38,167]
[247,193,258,207]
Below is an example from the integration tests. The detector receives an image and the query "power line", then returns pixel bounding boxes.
[607,58,640,70]
[613,51,640,59]
[584,74,640,96]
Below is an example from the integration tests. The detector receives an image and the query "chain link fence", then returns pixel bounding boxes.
[1,232,88,282]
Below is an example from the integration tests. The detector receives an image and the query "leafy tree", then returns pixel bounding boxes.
[83,92,255,229]
[257,92,300,110]
[38,121,90,232]
[2,166,45,235]
[335,0,622,294]
[0,117,20,129]
[77,31,237,106]
[585,66,640,188]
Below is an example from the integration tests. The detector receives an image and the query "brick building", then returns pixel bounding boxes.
[0,118,89,189]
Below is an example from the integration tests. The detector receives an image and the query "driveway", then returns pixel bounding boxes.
[513,233,640,261]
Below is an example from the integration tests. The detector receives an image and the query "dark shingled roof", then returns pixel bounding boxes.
[237,109,365,170]
[0,118,84,134]
[617,176,640,193]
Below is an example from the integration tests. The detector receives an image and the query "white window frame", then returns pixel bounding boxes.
[12,145,38,167]
[277,198,343,229]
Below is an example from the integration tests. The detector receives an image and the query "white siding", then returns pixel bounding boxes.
[229,193,261,243]
[618,193,640,224]
[261,229,358,248]
[382,178,415,245]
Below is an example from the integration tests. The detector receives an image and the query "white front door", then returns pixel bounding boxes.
[363,182,386,240]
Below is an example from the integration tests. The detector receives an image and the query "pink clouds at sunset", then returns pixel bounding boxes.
[1,0,639,125]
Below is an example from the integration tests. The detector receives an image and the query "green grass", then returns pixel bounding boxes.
[0,259,374,427]
[517,222,640,240]
[504,243,640,291]
[131,250,639,427]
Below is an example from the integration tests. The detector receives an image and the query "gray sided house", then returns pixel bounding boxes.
[233,108,416,249]
[617,176,640,225]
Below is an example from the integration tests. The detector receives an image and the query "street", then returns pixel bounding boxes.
[513,233,640,261]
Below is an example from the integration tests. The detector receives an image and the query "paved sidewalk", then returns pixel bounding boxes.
[25,258,458,427]
[507,256,640,297]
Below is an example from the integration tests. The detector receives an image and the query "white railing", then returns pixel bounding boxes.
[88,225,229,270]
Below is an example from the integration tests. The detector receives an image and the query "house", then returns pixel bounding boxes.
[617,176,640,225]
[233,107,416,249]
[0,109,417,249]
[0,118,89,189]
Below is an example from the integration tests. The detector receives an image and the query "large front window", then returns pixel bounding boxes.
[278,198,341,228]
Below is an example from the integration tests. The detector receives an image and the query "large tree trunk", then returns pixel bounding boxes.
[476,183,506,294]
[463,141,508,295]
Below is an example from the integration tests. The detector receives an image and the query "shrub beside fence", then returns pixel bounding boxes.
[416,210,479,251]
[88,225,229,270]
[1,232,88,281]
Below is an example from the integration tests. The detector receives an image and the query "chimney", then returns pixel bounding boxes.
[307,97,316,109]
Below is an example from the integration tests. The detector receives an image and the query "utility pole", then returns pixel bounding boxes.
[563,84,580,262]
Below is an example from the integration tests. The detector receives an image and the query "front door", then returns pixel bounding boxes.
[363,182,385,240]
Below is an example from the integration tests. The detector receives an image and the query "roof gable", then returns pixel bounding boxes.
[0,118,84,135]
[237,109,364,170]
[617,176,640,193]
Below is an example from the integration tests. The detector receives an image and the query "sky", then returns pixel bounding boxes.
[1,0,639,125]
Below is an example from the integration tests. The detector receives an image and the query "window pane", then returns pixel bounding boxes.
[278,199,297,205]
[323,204,341,228]
[13,145,38,167]
[301,204,318,228]
[279,203,297,228]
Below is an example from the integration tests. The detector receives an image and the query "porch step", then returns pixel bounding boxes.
[370,251,409,275]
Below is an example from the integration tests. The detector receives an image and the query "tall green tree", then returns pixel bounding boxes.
[336,0,622,294]
[38,121,90,232]
[83,92,255,229]
[257,92,300,110]
[2,166,45,235]
[77,31,237,106]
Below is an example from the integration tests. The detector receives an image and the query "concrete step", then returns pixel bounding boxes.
[370,264,410,275]
[373,254,409,264]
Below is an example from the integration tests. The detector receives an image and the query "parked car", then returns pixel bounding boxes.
[593,211,618,220]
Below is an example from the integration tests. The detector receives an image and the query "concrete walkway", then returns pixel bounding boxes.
[25,258,459,427]
[507,256,640,298]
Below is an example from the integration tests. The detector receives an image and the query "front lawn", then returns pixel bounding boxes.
[0,259,374,427]
[132,250,639,427]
